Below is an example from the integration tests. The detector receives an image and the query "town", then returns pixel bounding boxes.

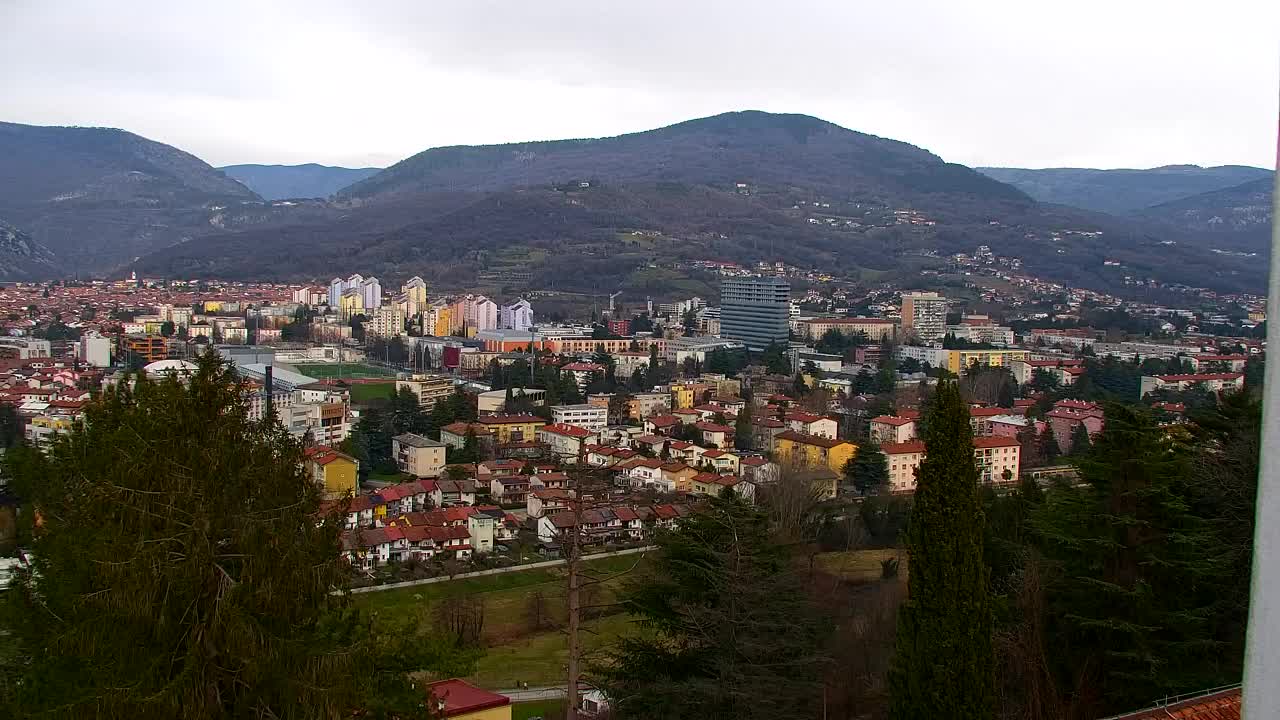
[0,252,1266,717]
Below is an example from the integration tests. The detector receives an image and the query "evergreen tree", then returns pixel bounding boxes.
[889,380,995,719]
[0,351,453,718]
[601,492,830,719]
[1015,423,1042,468]
[1031,405,1230,716]
[1037,422,1061,465]
[791,371,808,396]
[843,444,889,494]
[996,378,1015,408]
[1068,422,1092,456]
[734,402,753,450]
[761,342,790,375]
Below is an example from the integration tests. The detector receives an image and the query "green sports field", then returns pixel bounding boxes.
[293,363,395,379]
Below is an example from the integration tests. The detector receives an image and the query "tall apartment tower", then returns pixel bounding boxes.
[901,291,947,344]
[720,276,790,351]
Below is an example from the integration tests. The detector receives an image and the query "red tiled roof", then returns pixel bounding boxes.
[775,430,849,449]
[1106,687,1239,720]
[562,362,605,372]
[739,456,769,466]
[973,436,1021,449]
[427,679,511,717]
[871,415,914,427]
[477,414,544,424]
[881,440,927,455]
[694,421,732,433]
[1154,373,1244,382]
[539,423,594,438]
[647,415,680,426]
[969,406,1007,417]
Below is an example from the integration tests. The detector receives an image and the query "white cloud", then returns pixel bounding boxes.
[2,0,1276,169]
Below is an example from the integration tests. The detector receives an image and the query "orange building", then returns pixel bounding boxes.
[121,335,170,363]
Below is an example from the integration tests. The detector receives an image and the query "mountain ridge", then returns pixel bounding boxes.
[977,164,1273,215]
[219,163,381,201]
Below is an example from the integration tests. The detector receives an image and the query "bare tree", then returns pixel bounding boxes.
[436,594,486,648]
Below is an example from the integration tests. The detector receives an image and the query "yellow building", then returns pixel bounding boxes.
[303,446,359,501]
[338,290,365,321]
[426,679,511,720]
[434,306,455,337]
[475,414,546,444]
[203,300,223,313]
[670,384,695,410]
[947,348,1028,373]
[773,430,856,477]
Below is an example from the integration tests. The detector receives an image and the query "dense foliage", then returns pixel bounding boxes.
[890,380,995,719]
[0,351,455,718]
[601,491,830,720]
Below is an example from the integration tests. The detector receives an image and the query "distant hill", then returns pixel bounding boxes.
[338,111,1030,205]
[133,111,1270,296]
[977,165,1273,215]
[0,219,57,280]
[0,121,264,273]
[219,163,380,200]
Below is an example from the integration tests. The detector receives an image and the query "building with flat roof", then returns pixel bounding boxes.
[901,291,947,343]
[720,276,790,351]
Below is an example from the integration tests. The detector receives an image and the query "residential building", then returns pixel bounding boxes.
[561,362,606,389]
[79,331,112,367]
[490,475,532,505]
[368,305,405,338]
[121,335,170,364]
[1188,354,1249,372]
[1140,372,1245,397]
[475,414,545,443]
[425,677,512,720]
[396,374,454,409]
[900,291,947,343]
[302,446,359,501]
[773,430,855,477]
[537,423,599,463]
[280,400,349,446]
[1010,358,1084,386]
[551,403,608,433]
[783,411,837,439]
[527,487,570,518]
[392,433,447,478]
[1029,328,1099,349]
[24,415,72,447]
[1046,399,1106,454]
[869,415,916,444]
[882,436,1021,493]
[720,276,790,351]
[628,391,671,420]
[499,299,533,331]
[945,315,1014,345]
[896,346,1030,374]
[797,317,897,342]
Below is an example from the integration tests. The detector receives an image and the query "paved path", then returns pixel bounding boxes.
[497,685,568,702]
[345,545,654,595]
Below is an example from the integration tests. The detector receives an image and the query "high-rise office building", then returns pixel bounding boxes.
[720,276,790,351]
[901,291,947,343]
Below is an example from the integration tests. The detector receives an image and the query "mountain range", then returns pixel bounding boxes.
[218,163,381,201]
[977,165,1273,215]
[0,113,1271,297]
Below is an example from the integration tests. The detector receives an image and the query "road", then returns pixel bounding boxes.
[497,685,568,703]
[345,545,654,595]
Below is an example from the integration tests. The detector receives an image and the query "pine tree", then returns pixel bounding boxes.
[843,443,890,494]
[889,380,995,719]
[1037,422,1061,465]
[601,492,830,719]
[734,402,753,450]
[0,350,455,718]
[1068,422,1091,456]
[1030,404,1229,716]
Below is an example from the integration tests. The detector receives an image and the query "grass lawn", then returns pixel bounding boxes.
[512,699,565,720]
[350,382,397,403]
[294,363,395,379]
[367,470,411,484]
[812,548,905,583]
[467,612,639,689]
[356,552,651,688]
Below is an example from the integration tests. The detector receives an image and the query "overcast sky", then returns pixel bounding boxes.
[3,0,1277,170]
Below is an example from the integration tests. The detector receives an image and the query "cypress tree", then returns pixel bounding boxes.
[843,443,890,494]
[889,380,995,719]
